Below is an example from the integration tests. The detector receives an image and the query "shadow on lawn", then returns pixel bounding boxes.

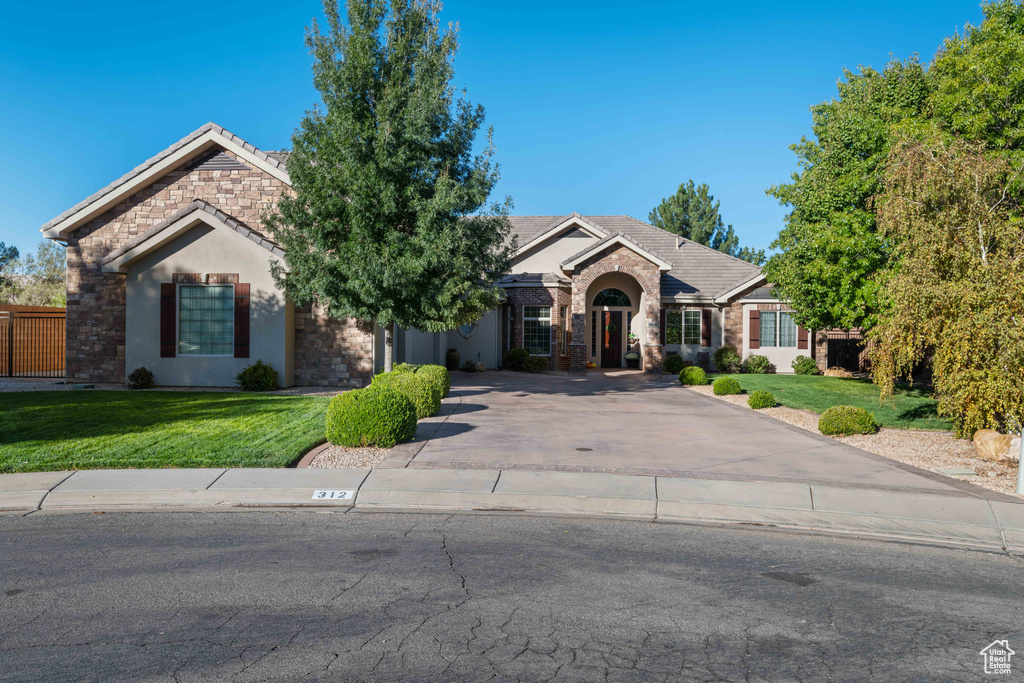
[0,391,327,446]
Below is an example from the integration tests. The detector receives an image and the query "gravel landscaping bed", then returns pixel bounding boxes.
[308,445,390,469]
[687,384,1023,499]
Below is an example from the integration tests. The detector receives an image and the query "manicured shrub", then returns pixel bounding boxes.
[679,366,707,385]
[522,355,550,373]
[371,371,440,419]
[792,355,820,376]
[504,347,529,371]
[818,405,879,436]
[235,360,279,391]
[326,386,417,447]
[747,390,776,409]
[713,345,742,373]
[392,363,420,374]
[663,355,686,375]
[416,364,450,398]
[461,360,477,373]
[713,376,742,395]
[742,354,776,374]
[125,366,155,390]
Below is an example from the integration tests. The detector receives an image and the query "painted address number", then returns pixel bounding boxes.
[311,490,354,501]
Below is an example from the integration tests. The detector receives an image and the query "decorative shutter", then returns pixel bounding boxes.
[660,308,666,345]
[160,284,176,357]
[748,309,760,350]
[701,309,712,347]
[234,283,250,359]
[797,325,809,350]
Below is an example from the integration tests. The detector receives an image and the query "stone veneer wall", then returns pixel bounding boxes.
[502,286,572,371]
[569,244,662,373]
[294,307,374,386]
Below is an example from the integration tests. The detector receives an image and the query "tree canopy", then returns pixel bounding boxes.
[266,0,514,370]
[649,180,765,265]
[0,241,66,306]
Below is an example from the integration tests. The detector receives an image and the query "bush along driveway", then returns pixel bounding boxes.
[0,391,330,473]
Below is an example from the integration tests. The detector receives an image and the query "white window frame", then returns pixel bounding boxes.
[683,309,702,345]
[523,305,552,357]
[756,309,798,349]
[177,283,236,357]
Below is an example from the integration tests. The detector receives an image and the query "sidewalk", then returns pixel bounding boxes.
[2,467,1022,553]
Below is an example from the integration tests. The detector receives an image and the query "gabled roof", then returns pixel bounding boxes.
[560,231,672,272]
[42,123,290,240]
[713,272,768,303]
[101,200,283,273]
[512,213,607,256]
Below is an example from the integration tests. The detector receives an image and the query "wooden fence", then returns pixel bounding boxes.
[0,305,66,378]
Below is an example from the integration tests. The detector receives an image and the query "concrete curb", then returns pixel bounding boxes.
[2,467,1022,553]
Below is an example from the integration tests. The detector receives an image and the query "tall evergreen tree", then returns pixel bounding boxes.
[649,180,764,264]
[265,0,515,371]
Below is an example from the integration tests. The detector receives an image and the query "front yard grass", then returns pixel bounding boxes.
[718,374,951,431]
[0,391,330,473]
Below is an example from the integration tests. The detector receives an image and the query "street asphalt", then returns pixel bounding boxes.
[1,510,1021,682]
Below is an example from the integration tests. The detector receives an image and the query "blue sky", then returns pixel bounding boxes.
[0,0,985,257]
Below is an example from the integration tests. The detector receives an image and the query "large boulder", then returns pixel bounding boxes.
[824,367,854,378]
[973,429,1013,461]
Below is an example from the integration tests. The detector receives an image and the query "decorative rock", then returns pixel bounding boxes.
[824,367,854,378]
[972,429,1012,461]
[474,362,486,373]
[1009,436,1021,462]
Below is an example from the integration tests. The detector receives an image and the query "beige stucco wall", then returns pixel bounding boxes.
[446,308,501,369]
[741,302,801,373]
[124,223,294,387]
[514,234,598,274]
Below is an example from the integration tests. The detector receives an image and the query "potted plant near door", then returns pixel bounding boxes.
[625,351,640,369]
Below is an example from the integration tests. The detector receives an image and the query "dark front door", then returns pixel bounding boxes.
[601,311,622,367]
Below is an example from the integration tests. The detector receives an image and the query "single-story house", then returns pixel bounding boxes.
[42,123,831,387]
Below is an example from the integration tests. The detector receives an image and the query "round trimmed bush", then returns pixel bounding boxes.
[416,364,450,398]
[713,376,742,395]
[742,354,775,374]
[522,355,550,373]
[504,347,529,371]
[663,355,686,375]
[792,355,820,376]
[679,366,707,385]
[326,386,417,448]
[371,371,441,419]
[235,360,279,391]
[713,345,742,373]
[818,405,878,436]
[747,390,776,409]
[126,366,155,390]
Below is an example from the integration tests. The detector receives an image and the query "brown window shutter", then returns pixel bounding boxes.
[701,309,712,347]
[748,309,760,349]
[797,325,809,350]
[660,308,666,345]
[234,283,250,358]
[160,283,176,357]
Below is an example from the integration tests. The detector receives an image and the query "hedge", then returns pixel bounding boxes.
[818,405,879,436]
[416,364,450,399]
[713,345,742,373]
[326,386,417,448]
[747,390,776,409]
[713,376,742,395]
[679,366,707,385]
[742,354,775,374]
[522,356,550,373]
[371,371,441,419]
[663,355,686,375]
[791,355,820,376]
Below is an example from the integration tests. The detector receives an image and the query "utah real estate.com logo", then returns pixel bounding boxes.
[980,640,1014,675]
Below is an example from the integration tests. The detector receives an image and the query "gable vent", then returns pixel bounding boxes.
[561,227,591,238]
[193,150,248,171]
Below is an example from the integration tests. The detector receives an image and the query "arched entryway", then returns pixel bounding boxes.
[584,273,644,368]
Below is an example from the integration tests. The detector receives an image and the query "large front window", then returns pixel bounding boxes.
[758,310,797,348]
[523,305,551,356]
[759,311,777,348]
[683,310,701,345]
[179,285,234,355]
[666,309,702,345]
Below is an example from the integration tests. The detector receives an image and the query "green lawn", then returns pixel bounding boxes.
[718,374,951,431]
[0,391,331,473]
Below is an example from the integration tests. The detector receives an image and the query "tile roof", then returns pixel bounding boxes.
[498,272,570,285]
[559,229,667,268]
[102,200,285,265]
[507,215,761,300]
[42,123,287,232]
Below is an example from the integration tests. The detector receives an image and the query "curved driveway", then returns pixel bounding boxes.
[387,372,987,496]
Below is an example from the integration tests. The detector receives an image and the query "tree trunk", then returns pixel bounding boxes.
[383,323,394,373]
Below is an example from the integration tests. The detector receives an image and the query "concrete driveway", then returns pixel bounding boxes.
[386,372,980,495]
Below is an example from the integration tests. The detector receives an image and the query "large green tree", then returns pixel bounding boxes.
[0,241,19,299]
[1,241,66,306]
[266,0,514,371]
[649,180,765,264]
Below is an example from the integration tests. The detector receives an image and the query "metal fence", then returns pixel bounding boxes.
[0,311,66,378]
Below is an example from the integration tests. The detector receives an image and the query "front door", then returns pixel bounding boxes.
[601,311,622,367]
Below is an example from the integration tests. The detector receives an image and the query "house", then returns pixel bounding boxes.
[42,123,825,387]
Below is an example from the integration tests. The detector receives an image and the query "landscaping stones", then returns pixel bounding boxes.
[973,429,1013,461]
[824,367,854,378]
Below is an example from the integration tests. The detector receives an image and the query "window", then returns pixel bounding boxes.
[523,305,551,356]
[457,322,477,338]
[179,285,234,355]
[665,310,682,345]
[559,306,569,355]
[592,288,631,307]
[779,312,797,348]
[626,311,633,340]
[683,310,702,345]
[591,310,597,356]
[759,311,777,348]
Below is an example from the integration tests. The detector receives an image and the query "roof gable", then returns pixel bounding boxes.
[42,123,290,240]
[513,213,607,257]
[560,232,672,272]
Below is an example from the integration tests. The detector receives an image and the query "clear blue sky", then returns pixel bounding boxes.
[0,0,985,257]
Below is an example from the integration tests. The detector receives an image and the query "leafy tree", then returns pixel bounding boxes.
[764,58,931,330]
[1,241,65,306]
[871,137,1024,437]
[0,242,17,293]
[266,0,515,372]
[649,180,763,263]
